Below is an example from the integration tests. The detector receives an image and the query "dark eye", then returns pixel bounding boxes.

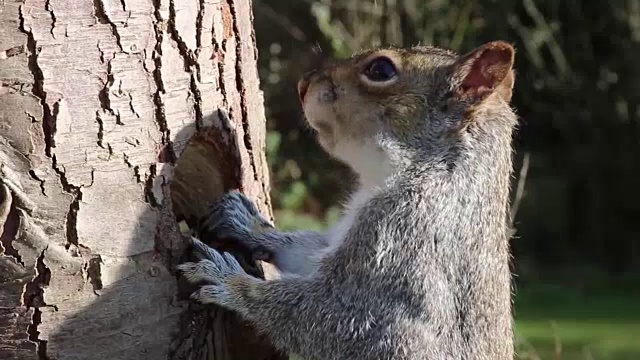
[363,57,397,82]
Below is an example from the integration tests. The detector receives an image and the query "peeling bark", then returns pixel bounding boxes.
[0,0,279,359]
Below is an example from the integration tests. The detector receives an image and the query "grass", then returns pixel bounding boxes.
[514,281,640,360]
[273,211,640,360]
[515,319,639,360]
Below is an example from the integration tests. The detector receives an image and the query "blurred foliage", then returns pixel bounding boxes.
[253,0,640,277]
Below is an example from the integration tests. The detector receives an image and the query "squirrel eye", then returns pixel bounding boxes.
[363,57,397,82]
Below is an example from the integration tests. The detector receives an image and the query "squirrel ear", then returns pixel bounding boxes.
[450,41,515,103]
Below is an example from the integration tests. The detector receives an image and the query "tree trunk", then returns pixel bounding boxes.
[0,0,285,359]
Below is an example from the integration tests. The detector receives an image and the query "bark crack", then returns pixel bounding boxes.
[123,153,134,168]
[95,111,105,148]
[64,190,81,249]
[167,0,197,70]
[50,155,83,249]
[226,0,259,182]
[124,153,158,207]
[190,74,204,130]
[24,248,57,360]
[93,0,124,52]
[20,5,57,157]
[151,1,175,163]
[28,170,47,196]
[83,254,103,295]
[25,111,39,123]
[211,25,223,93]
[97,58,126,133]
[1,45,26,59]
[194,0,205,83]
[144,164,158,207]
[216,39,228,110]
[167,0,203,129]
[128,93,141,118]
[45,0,56,39]
[27,309,48,360]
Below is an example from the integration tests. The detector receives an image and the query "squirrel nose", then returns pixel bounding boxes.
[297,78,310,104]
[298,69,319,103]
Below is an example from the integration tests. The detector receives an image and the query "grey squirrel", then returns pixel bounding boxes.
[178,41,518,360]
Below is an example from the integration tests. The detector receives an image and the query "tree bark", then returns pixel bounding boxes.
[0,0,284,359]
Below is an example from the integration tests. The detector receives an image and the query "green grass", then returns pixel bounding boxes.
[514,282,640,360]
[515,319,639,360]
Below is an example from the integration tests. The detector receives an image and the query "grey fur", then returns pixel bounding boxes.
[178,42,517,360]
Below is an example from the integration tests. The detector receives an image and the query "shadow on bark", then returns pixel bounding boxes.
[49,110,286,360]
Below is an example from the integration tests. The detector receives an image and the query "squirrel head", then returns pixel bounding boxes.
[298,41,516,183]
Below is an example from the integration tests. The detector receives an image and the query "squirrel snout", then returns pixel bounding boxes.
[298,69,321,103]
[298,78,310,104]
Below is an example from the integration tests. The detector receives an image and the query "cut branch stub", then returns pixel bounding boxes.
[170,126,242,227]
[169,125,287,360]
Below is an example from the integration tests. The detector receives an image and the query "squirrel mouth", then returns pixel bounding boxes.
[311,121,333,135]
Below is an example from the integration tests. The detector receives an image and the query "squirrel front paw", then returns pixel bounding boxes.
[177,237,250,310]
[197,191,274,258]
